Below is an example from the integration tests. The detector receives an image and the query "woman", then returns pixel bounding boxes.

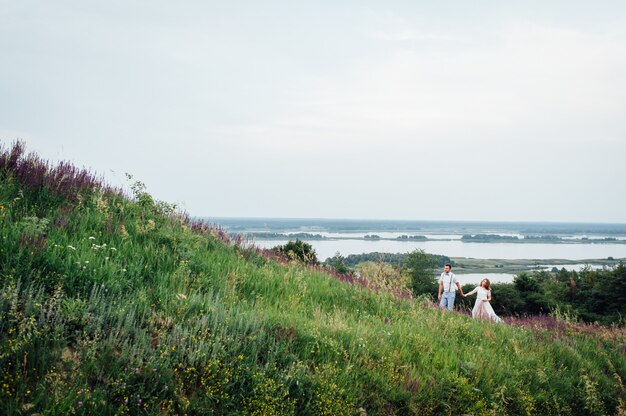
[463,278,502,323]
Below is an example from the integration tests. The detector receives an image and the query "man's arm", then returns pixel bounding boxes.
[437,280,443,300]
[456,282,464,297]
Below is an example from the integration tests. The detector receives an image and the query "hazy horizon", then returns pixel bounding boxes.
[207,216,626,226]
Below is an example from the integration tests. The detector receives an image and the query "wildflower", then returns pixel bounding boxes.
[88,236,96,240]
[82,266,86,270]
[176,293,187,300]
[78,401,83,407]
[110,247,117,251]
[67,245,76,250]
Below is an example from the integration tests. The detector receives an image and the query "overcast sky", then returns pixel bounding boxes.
[2,1,625,223]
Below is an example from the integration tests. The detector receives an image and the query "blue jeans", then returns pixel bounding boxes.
[439,292,456,310]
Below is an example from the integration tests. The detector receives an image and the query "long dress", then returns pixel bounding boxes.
[471,287,502,323]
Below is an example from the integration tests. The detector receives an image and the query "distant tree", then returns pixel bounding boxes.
[333,252,454,269]
[513,273,549,314]
[406,249,438,297]
[576,263,626,324]
[328,251,350,274]
[489,284,526,315]
[273,239,318,264]
[513,272,540,293]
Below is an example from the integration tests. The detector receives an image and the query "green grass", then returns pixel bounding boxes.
[1,149,625,415]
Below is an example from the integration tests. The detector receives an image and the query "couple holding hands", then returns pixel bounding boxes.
[437,263,502,323]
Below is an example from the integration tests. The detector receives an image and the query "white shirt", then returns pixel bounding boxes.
[440,272,458,293]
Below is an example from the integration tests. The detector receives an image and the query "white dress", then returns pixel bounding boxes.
[471,287,502,323]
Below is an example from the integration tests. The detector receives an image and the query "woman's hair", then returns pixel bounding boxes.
[480,278,491,290]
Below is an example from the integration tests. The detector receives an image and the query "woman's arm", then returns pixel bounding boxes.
[485,290,492,302]
[464,287,478,298]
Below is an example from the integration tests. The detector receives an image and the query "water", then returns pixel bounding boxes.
[456,273,515,285]
[211,218,626,285]
[210,218,626,236]
[215,218,626,283]
[252,238,626,262]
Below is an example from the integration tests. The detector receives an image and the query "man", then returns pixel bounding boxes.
[438,263,464,310]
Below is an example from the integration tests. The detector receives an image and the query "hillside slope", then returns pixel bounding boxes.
[1,142,625,415]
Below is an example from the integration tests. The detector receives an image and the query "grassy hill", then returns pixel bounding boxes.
[1,141,625,415]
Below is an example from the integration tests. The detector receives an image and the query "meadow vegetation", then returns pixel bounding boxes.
[1,141,625,415]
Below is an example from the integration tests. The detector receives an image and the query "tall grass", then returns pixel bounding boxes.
[1,141,625,415]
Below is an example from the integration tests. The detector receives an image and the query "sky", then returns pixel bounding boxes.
[1,1,626,223]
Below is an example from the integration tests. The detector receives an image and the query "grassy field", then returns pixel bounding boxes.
[1,142,625,415]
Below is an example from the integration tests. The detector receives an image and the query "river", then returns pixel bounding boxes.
[251,237,626,262]
[211,218,626,284]
[250,236,626,284]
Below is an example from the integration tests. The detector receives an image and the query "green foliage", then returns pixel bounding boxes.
[327,251,350,274]
[512,273,550,315]
[406,249,438,297]
[326,252,454,269]
[1,147,625,415]
[462,234,520,241]
[273,239,318,264]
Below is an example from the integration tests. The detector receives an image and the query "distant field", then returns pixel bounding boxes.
[451,257,624,275]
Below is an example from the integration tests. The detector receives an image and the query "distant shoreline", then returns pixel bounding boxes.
[238,232,626,244]
[207,217,626,235]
